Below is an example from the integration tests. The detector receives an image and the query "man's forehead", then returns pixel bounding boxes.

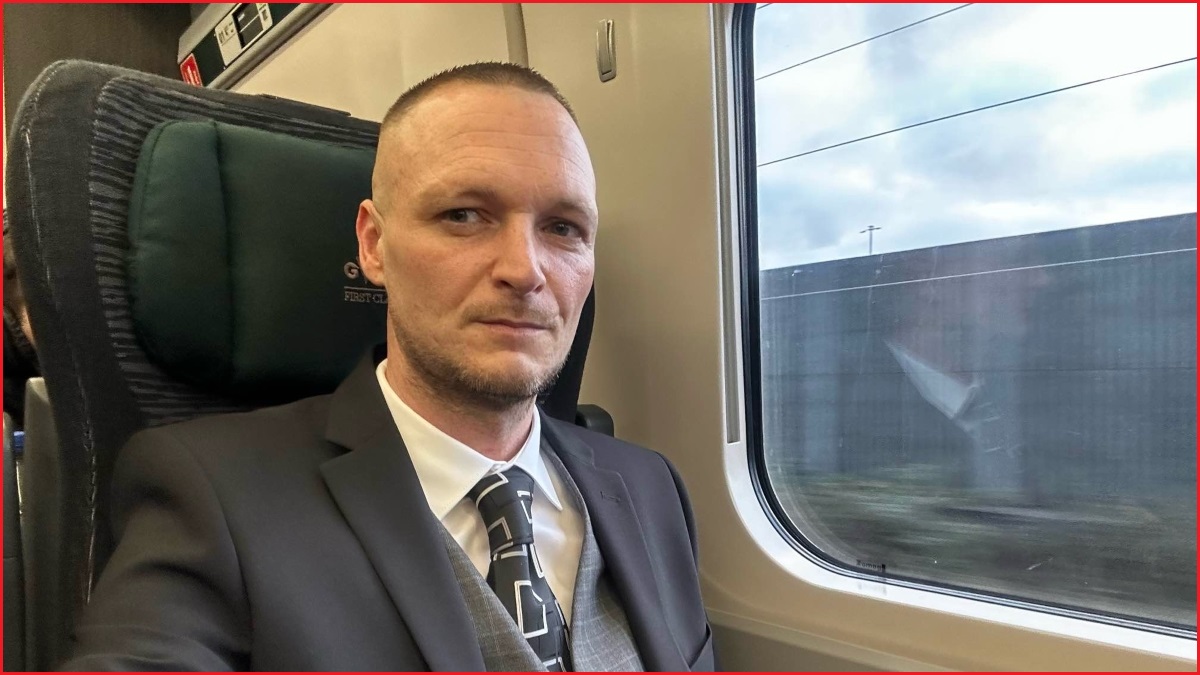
[384,129,592,183]
[376,84,594,201]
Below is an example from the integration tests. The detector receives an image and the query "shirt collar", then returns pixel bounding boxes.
[375,359,563,520]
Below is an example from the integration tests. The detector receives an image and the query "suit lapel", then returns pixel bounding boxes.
[319,352,486,671]
[541,414,688,671]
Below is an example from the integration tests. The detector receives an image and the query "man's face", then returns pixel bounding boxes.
[357,83,597,409]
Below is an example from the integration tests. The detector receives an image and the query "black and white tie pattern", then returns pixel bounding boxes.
[468,468,572,671]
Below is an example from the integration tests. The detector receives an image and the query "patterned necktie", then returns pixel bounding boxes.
[468,467,572,671]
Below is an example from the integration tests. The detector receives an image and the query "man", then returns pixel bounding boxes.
[62,63,714,671]
[4,212,41,430]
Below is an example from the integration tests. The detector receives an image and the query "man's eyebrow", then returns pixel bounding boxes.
[415,186,505,205]
[423,186,597,222]
[540,196,595,220]
[445,187,505,204]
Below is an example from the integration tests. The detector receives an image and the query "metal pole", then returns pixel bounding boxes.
[860,225,881,255]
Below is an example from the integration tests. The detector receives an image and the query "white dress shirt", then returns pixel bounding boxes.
[375,360,585,622]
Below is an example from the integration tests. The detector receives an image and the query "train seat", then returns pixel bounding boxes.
[4,59,603,671]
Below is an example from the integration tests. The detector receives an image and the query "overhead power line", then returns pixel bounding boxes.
[758,56,1198,169]
[756,4,973,82]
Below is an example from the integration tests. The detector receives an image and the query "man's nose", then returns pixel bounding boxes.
[492,219,547,295]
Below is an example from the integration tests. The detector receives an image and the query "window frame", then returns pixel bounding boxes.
[732,1,1196,643]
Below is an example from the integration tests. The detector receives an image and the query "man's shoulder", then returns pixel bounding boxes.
[124,393,336,467]
[544,416,677,483]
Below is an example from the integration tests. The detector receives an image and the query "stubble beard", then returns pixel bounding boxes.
[391,315,566,414]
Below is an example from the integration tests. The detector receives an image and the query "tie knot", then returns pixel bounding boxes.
[468,467,536,551]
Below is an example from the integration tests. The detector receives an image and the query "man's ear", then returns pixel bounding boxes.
[355,200,387,286]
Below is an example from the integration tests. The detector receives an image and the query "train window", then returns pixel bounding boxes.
[743,3,1196,633]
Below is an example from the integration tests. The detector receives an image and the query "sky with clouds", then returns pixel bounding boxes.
[752,3,1198,270]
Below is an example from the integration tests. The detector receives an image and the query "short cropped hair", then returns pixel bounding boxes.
[381,61,576,130]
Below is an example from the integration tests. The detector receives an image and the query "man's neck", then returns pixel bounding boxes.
[383,359,535,463]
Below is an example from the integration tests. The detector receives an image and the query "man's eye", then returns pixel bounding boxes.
[443,209,481,224]
[548,221,581,238]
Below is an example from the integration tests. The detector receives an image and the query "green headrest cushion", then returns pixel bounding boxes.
[128,120,384,399]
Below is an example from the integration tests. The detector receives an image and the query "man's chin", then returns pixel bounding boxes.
[466,367,546,394]
[460,357,560,397]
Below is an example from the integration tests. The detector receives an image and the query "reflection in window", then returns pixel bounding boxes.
[750,3,1196,630]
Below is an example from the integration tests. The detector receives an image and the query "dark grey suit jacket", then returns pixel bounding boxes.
[61,354,714,671]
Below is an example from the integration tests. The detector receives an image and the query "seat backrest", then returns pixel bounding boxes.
[5,60,595,670]
[3,413,24,672]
